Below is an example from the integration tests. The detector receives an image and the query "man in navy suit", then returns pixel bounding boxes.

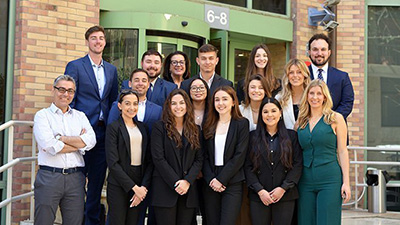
[141,49,177,107]
[308,33,354,119]
[108,68,162,131]
[181,44,233,95]
[64,25,118,225]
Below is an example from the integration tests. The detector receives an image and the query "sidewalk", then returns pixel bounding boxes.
[342,209,400,224]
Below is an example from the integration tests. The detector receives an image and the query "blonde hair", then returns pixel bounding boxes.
[279,59,310,107]
[297,79,336,129]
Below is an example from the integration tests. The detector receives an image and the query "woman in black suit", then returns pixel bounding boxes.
[244,98,302,225]
[151,89,203,225]
[202,86,249,225]
[105,90,153,225]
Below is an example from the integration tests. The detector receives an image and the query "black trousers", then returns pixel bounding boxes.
[154,194,195,225]
[107,166,143,225]
[249,199,295,225]
[203,182,243,225]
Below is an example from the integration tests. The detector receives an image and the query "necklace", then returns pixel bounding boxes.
[219,119,230,126]
[251,107,258,113]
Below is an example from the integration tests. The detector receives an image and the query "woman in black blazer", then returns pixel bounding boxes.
[244,98,302,225]
[105,90,153,225]
[202,86,249,225]
[151,89,203,225]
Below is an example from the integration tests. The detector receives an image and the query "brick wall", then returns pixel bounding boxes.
[291,0,365,207]
[12,0,99,223]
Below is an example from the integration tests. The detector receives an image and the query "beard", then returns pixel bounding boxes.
[310,55,330,67]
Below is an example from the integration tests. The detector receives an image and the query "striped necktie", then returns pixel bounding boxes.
[317,69,324,82]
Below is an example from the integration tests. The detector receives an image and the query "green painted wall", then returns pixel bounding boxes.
[100,0,292,42]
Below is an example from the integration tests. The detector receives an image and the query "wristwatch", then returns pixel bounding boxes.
[55,134,62,140]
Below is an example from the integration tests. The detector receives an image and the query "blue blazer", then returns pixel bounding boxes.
[147,78,177,107]
[107,100,162,132]
[309,66,354,119]
[65,55,118,129]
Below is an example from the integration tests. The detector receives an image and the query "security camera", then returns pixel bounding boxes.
[322,20,339,31]
[181,21,188,27]
[324,0,340,7]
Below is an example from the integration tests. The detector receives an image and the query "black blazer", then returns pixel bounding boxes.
[181,74,233,95]
[244,129,303,202]
[105,117,153,192]
[203,118,249,186]
[151,121,204,208]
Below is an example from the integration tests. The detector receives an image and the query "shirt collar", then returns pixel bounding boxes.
[266,130,280,139]
[199,72,215,86]
[151,77,158,87]
[50,103,72,114]
[88,54,104,67]
[311,63,328,76]
[139,98,147,106]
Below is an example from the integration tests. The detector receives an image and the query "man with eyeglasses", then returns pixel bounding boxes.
[33,75,96,225]
[108,68,162,132]
[64,25,118,225]
[181,44,233,95]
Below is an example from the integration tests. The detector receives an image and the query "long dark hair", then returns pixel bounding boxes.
[162,51,190,82]
[249,97,293,171]
[188,78,210,127]
[203,86,243,140]
[244,44,279,96]
[162,89,200,150]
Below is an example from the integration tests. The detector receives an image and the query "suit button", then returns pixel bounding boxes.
[271,162,274,166]
[183,171,188,175]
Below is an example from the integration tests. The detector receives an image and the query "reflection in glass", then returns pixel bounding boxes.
[253,0,286,15]
[103,29,138,90]
[367,7,400,205]
[183,46,199,77]
[234,49,250,88]
[147,42,176,59]
[210,39,221,76]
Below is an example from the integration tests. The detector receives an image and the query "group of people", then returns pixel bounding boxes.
[33,25,355,225]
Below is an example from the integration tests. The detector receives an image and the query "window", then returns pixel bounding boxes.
[210,0,246,7]
[252,0,286,15]
[103,29,138,90]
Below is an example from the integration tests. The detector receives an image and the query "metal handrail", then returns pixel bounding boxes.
[347,146,400,209]
[0,120,36,225]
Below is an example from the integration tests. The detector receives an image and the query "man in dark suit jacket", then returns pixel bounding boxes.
[141,49,177,107]
[108,69,162,132]
[64,25,118,225]
[308,33,354,119]
[181,44,233,95]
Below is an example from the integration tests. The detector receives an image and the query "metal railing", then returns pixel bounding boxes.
[348,146,400,209]
[0,120,36,225]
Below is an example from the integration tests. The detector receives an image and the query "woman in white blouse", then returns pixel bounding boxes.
[275,59,311,129]
[239,74,269,131]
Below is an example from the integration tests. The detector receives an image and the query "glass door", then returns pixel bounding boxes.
[147,36,199,77]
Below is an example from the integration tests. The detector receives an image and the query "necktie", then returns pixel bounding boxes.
[147,83,153,100]
[317,69,324,82]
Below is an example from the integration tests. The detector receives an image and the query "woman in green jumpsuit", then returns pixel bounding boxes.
[296,80,351,225]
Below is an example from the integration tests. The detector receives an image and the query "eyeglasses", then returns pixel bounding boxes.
[171,60,185,66]
[190,86,206,92]
[54,86,75,95]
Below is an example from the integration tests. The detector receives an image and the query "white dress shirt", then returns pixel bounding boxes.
[239,105,257,131]
[199,72,215,88]
[311,63,329,83]
[33,103,96,168]
[215,133,227,166]
[137,99,147,122]
[88,55,106,120]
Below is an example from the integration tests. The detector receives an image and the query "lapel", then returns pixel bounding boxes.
[181,135,190,170]
[168,128,182,168]
[137,122,147,164]
[102,62,111,99]
[261,146,272,170]
[82,55,100,99]
[308,65,315,80]
[143,101,152,123]
[287,95,296,125]
[210,74,221,93]
[151,78,163,102]
[326,67,335,89]
[118,117,131,157]
[223,118,236,162]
